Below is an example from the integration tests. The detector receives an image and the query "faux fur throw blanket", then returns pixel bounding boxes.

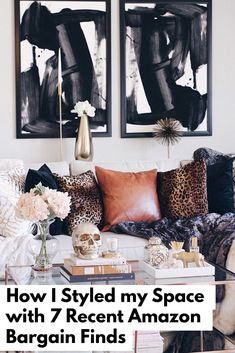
[111,213,235,352]
[111,213,235,282]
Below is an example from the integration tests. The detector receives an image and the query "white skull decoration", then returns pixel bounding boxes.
[72,223,102,259]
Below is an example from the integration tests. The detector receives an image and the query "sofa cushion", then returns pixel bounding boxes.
[70,159,181,175]
[55,171,103,235]
[24,161,70,176]
[0,159,24,171]
[25,164,58,191]
[0,163,33,238]
[193,148,235,213]
[158,160,208,218]
[95,166,162,231]
[207,159,234,214]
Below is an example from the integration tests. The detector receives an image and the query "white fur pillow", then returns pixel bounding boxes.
[0,163,32,238]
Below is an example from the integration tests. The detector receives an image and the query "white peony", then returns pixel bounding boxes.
[71,100,96,117]
[16,183,71,222]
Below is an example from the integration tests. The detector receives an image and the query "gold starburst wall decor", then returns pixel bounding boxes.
[153,118,183,159]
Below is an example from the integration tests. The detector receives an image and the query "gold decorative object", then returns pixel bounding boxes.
[75,114,94,161]
[190,236,200,253]
[58,47,64,161]
[192,237,198,248]
[170,241,184,252]
[72,100,95,161]
[173,251,205,268]
[153,118,183,159]
[102,251,120,259]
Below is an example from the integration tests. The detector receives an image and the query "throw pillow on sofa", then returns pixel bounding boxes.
[55,170,103,235]
[0,164,33,237]
[24,164,63,235]
[206,159,234,214]
[158,159,208,218]
[25,164,58,191]
[95,166,162,231]
[194,147,234,214]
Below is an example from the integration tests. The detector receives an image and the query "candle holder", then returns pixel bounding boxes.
[106,238,118,254]
[190,237,199,253]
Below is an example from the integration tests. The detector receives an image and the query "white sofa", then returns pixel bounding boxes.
[24,159,181,264]
[1,158,235,347]
[2,158,235,275]
[26,159,235,342]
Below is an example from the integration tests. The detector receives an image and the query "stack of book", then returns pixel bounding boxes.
[60,255,135,283]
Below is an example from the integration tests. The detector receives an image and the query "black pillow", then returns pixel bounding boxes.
[25,164,58,192]
[25,164,63,235]
[207,159,234,214]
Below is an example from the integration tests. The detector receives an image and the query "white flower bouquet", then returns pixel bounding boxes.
[17,182,71,222]
[71,100,96,117]
[16,183,71,271]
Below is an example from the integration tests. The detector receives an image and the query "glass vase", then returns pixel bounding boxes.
[31,269,56,285]
[29,219,58,271]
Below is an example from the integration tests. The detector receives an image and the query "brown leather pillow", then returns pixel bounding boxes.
[95,166,162,231]
[158,159,208,218]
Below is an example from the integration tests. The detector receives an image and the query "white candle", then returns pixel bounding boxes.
[192,237,198,248]
[107,238,118,253]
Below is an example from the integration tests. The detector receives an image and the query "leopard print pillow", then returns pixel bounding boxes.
[158,160,208,218]
[55,171,103,235]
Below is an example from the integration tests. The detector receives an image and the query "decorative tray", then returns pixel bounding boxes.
[139,260,215,279]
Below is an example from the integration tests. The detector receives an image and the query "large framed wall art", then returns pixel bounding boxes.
[120,0,212,137]
[15,0,111,138]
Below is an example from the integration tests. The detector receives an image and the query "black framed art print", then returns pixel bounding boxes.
[15,0,111,138]
[120,0,212,137]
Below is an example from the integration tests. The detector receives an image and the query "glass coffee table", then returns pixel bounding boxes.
[4,260,235,286]
[4,261,235,352]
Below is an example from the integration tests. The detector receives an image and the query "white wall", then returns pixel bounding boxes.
[0,0,234,163]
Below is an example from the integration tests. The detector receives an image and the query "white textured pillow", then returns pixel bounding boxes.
[0,165,32,238]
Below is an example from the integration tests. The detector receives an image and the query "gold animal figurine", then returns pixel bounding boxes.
[173,251,205,268]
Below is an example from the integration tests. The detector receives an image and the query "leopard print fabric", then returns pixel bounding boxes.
[55,171,103,235]
[158,159,208,218]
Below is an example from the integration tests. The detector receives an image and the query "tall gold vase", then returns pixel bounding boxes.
[74,114,94,161]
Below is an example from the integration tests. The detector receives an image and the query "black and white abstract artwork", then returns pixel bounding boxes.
[120,0,212,137]
[15,0,111,138]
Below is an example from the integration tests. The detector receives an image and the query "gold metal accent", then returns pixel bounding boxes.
[58,47,63,161]
[75,114,94,161]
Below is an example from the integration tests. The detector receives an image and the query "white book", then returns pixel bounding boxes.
[66,253,127,266]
